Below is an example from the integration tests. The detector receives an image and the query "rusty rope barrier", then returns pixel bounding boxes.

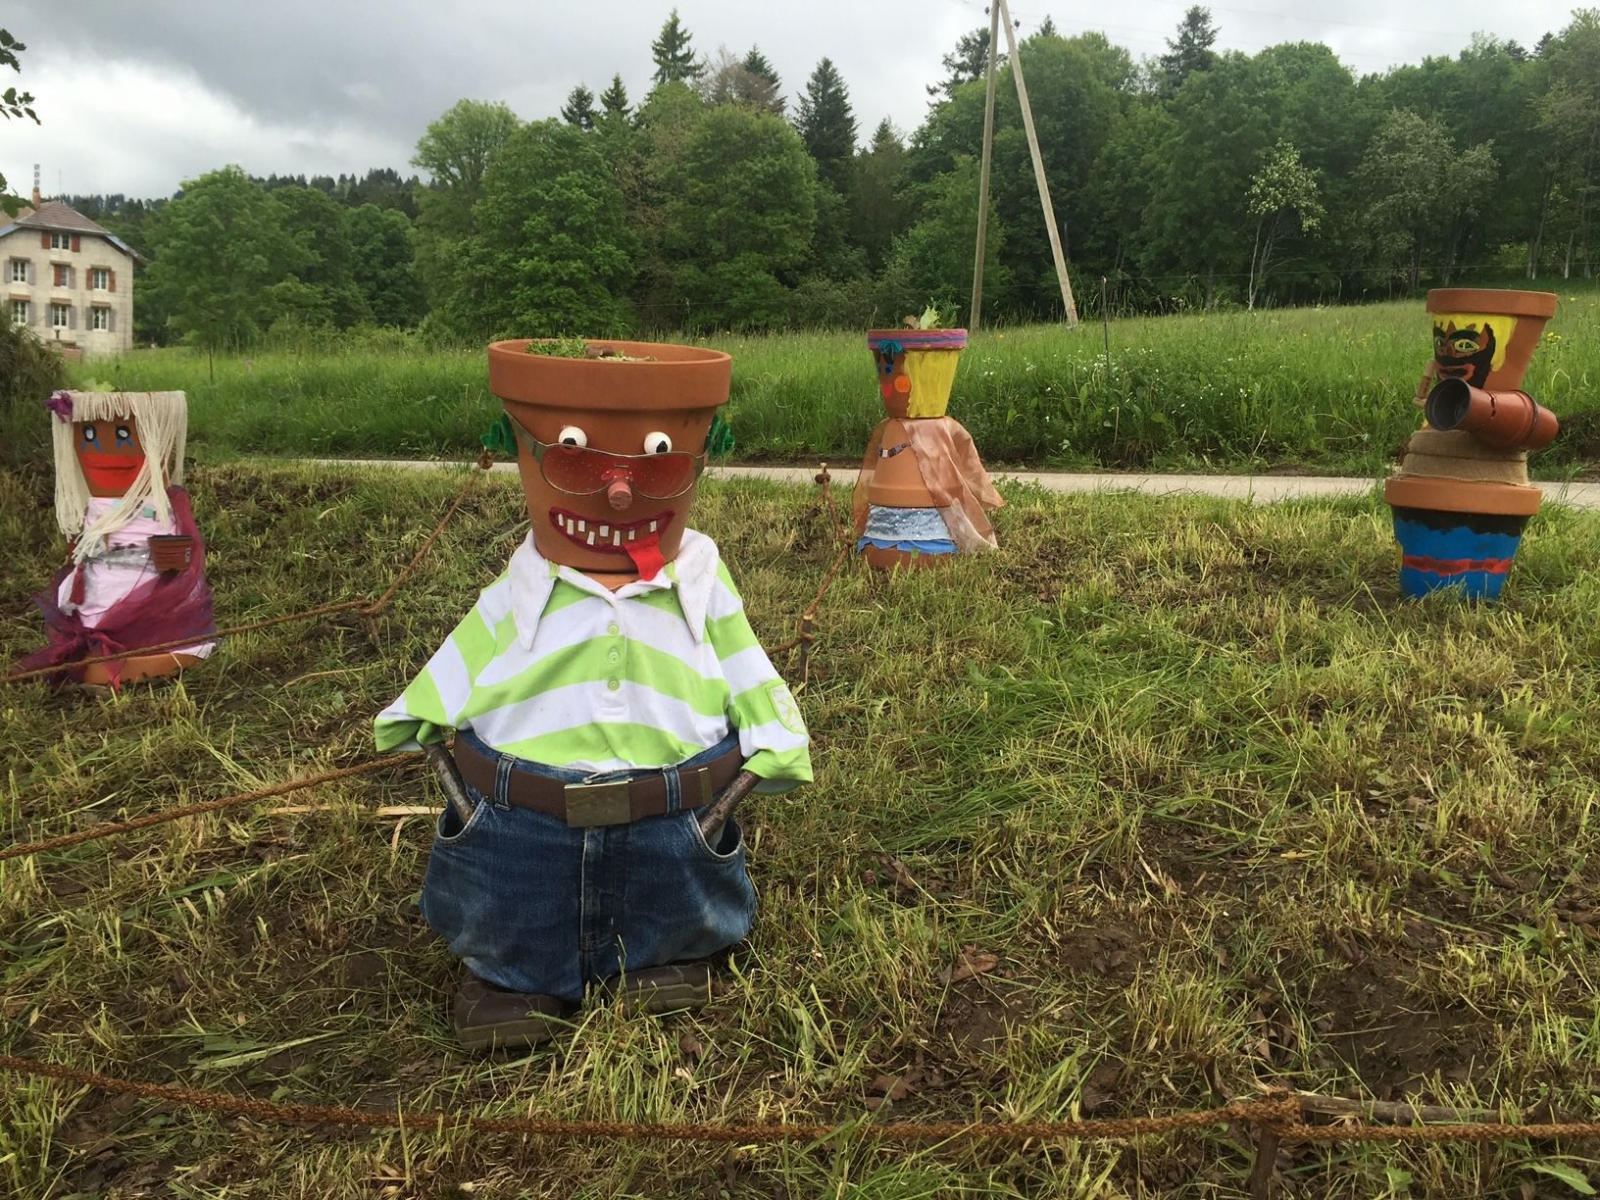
[361,461,487,616]
[0,1052,1298,1144]
[0,754,420,863]
[2,462,488,686]
[0,601,370,686]
[770,464,855,664]
[1277,1119,1600,1144]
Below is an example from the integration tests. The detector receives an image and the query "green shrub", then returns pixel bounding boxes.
[0,307,67,469]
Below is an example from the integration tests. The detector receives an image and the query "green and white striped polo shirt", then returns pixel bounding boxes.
[374,529,812,790]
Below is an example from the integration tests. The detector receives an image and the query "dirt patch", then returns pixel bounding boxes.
[1051,918,1148,987]
[1308,956,1494,1100]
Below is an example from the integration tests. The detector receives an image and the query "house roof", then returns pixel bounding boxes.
[14,200,113,236]
[1,199,145,263]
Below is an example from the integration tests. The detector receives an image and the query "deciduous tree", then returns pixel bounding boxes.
[450,120,637,338]
[1245,140,1323,309]
[141,167,305,371]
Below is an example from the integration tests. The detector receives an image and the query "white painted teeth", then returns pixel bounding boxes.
[565,518,576,534]
[577,520,587,533]
[586,531,596,545]
[648,520,658,533]
[611,531,622,546]
[626,528,636,542]
[599,524,610,537]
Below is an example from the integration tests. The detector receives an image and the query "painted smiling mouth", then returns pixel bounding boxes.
[549,509,673,553]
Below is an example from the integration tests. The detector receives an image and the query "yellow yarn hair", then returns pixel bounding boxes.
[52,391,189,560]
[903,350,960,418]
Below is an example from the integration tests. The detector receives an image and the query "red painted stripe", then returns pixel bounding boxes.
[1401,555,1513,575]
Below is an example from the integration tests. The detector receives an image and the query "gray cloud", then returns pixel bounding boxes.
[0,0,1579,198]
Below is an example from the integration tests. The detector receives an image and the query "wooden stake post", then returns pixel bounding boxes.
[969,0,1002,332]
[969,0,1079,329]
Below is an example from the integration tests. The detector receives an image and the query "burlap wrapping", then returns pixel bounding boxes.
[1394,429,1530,486]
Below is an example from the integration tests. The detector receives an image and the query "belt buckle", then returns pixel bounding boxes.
[564,780,632,827]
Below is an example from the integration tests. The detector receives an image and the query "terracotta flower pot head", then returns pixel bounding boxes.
[487,340,731,582]
[867,329,968,419]
[1426,289,1557,392]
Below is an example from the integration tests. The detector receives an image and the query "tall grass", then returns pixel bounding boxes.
[75,290,1600,474]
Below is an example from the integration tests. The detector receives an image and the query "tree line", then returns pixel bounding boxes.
[46,5,1600,348]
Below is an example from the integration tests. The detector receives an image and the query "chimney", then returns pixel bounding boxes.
[31,164,42,208]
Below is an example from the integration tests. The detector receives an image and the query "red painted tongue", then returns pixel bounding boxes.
[624,530,666,580]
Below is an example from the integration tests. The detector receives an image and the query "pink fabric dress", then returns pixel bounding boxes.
[19,486,217,685]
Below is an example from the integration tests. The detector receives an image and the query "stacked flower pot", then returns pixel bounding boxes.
[1383,289,1560,601]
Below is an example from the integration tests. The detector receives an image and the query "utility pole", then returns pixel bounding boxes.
[969,0,1079,328]
[969,1,1001,332]
[998,0,1077,326]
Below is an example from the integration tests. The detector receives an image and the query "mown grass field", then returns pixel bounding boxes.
[72,290,1600,476]
[3,463,1599,1197]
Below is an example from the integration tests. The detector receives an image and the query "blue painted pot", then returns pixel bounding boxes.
[1390,506,1529,600]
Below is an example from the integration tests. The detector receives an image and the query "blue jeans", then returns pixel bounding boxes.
[419,730,756,1003]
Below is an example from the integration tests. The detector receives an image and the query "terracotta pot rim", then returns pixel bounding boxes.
[866,329,969,351]
[489,339,732,412]
[1383,474,1543,517]
[1425,289,1558,319]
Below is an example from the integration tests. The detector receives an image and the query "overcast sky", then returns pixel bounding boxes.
[1,0,1582,201]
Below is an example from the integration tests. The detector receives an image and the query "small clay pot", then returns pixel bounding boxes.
[860,544,945,571]
[866,329,967,419]
[1389,506,1530,602]
[82,652,203,687]
[1426,289,1557,392]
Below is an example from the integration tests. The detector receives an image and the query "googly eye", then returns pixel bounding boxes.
[642,431,673,455]
[115,425,132,446]
[557,425,588,448]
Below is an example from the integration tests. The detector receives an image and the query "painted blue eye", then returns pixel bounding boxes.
[115,425,132,447]
[82,424,99,448]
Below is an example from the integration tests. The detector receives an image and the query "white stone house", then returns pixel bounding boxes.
[1,186,140,359]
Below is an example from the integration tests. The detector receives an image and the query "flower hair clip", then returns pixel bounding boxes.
[45,390,74,421]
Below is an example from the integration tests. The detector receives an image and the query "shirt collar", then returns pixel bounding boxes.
[506,529,719,649]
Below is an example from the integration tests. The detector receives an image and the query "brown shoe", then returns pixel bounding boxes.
[599,962,713,1015]
[452,974,569,1051]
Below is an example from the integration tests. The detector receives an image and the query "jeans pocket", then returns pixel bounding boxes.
[434,784,492,846]
[685,810,744,863]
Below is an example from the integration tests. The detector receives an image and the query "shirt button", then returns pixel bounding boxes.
[607,679,620,691]
[607,650,621,664]
[607,623,619,636]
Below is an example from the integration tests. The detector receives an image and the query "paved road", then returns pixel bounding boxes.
[301,459,1600,511]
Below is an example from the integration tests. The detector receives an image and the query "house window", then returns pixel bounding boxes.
[10,300,28,325]
[8,259,26,283]
[53,264,70,287]
[49,302,70,328]
[91,267,110,290]
[91,306,110,331]
[50,232,72,251]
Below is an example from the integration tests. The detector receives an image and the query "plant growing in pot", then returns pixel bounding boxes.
[16,389,216,688]
[852,304,1004,570]
[375,338,812,1051]
[1383,289,1560,601]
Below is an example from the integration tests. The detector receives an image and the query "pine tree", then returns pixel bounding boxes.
[599,73,631,122]
[1158,6,1219,98]
[561,84,597,131]
[928,26,997,99]
[1038,15,1059,38]
[796,57,858,193]
[651,8,703,86]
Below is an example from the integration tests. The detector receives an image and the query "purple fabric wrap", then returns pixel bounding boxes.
[16,487,216,687]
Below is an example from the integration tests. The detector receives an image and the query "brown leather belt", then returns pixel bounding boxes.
[451,737,743,828]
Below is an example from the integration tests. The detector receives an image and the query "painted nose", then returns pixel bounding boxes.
[605,473,634,510]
